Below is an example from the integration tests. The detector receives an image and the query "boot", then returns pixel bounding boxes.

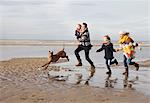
[91,64,95,69]
[76,63,82,66]
[75,61,82,66]
[134,63,139,71]
[106,70,112,74]
[106,71,112,74]
[122,68,128,77]
[114,59,118,65]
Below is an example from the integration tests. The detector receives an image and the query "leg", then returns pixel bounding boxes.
[44,62,51,70]
[110,58,118,65]
[123,55,129,76]
[41,61,51,70]
[128,58,139,71]
[106,59,111,74]
[65,55,69,61]
[42,61,50,67]
[74,45,84,66]
[84,47,95,68]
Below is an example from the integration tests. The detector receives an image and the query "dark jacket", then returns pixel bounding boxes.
[96,42,116,59]
[75,30,80,39]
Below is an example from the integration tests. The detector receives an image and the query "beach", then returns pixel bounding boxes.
[0,57,150,103]
[0,0,149,102]
[0,40,150,103]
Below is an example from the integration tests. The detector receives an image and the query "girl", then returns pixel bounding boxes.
[96,35,118,74]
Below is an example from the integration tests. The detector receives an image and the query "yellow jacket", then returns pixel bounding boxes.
[122,44,134,54]
[118,35,133,44]
[122,44,135,58]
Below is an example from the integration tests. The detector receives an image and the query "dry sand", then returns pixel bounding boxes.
[0,58,149,103]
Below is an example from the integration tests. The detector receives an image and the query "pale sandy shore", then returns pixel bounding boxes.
[0,58,150,103]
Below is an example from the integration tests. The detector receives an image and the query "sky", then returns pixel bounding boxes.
[0,0,150,41]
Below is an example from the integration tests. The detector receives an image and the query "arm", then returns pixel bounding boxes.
[75,30,81,39]
[116,44,123,52]
[96,44,104,52]
[110,43,117,52]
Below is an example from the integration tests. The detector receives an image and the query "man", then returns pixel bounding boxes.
[74,23,95,68]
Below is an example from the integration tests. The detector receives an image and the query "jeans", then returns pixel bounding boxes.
[123,55,136,68]
[74,45,94,66]
[105,58,117,72]
[105,59,111,72]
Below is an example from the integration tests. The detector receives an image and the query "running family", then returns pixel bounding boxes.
[74,23,139,76]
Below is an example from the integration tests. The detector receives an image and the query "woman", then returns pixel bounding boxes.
[117,31,139,76]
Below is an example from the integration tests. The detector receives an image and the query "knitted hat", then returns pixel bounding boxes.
[118,31,126,35]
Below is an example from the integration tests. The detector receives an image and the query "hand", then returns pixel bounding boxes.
[115,49,119,52]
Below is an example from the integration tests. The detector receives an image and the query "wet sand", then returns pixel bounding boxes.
[0,58,150,103]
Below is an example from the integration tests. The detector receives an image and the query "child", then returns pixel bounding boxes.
[117,31,139,76]
[75,24,81,39]
[96,35,118,74]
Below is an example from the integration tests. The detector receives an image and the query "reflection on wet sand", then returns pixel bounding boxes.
[84,68,95,85]
[105,73,117,88]
[44,64,150,95]
[123,74,139,90]
[75,73,82,85]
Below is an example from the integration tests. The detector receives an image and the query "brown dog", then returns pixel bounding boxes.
[41,48,69,70]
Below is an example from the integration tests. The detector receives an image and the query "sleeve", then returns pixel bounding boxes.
[75,30,77,36]
[96,44,104,52]
[75,30,81,39]
[111,43,116,52]
[129,37,134,43]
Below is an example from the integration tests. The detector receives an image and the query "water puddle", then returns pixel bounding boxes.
[43,62,150,95]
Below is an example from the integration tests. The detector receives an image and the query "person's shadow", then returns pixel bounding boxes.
[84,68,95,85]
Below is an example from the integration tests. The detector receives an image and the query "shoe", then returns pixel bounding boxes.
[123,67,128,75]
[91,65,95,69]
[106,71,111,74]
[134,63,139,71]
[122,71,127,75]
[75,62,82,66]
[114,59,118,65]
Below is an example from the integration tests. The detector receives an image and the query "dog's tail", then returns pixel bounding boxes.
[59,48,64,51]
[63,43,65,49]
[62,48,64,51]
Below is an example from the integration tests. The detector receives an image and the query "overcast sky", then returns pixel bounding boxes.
[0,0,149,41]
